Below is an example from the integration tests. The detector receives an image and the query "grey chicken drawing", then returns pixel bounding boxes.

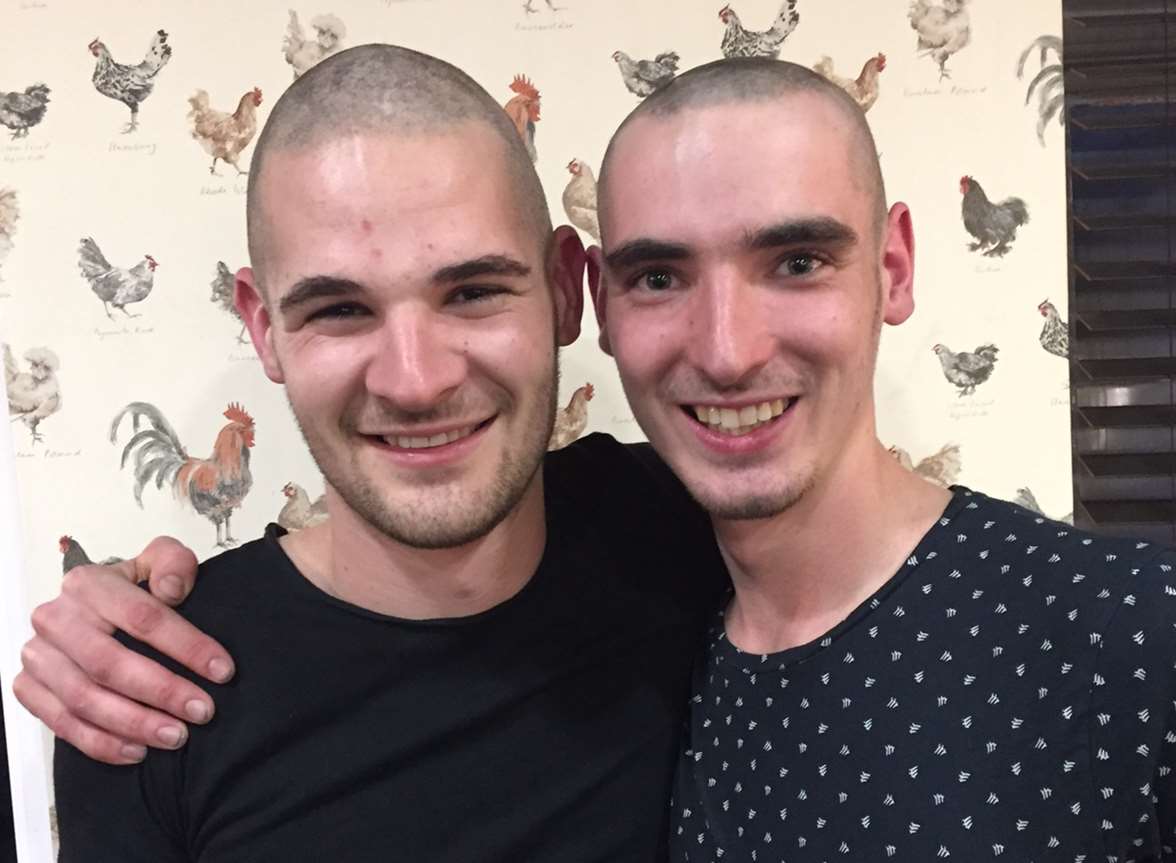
[718,1,800,60]
[5,344,61,445]
[78,237,158,318]
[89,29,172,133]
[1017,35,1064,146]
[1037,300,1068,359]
[933,342,998,396]
[612,51,679,98]
[0,83,50,139]
[210,260,249,343]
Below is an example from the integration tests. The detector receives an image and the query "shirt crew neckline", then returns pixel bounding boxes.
[714,486,976,673]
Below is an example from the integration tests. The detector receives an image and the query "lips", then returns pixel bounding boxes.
[381,425,477,450]
[687,398,794,436]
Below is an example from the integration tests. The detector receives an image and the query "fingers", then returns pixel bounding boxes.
[19,637,193,752]
[12,670,146,766]
[49,573,234,691]
[133,535,200,606]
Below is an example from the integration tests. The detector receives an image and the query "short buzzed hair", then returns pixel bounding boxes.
[245,44,551,284]
[598,58,887,242]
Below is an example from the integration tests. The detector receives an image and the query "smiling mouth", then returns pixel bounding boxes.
[684,398,796,436]
[367,418,493,450]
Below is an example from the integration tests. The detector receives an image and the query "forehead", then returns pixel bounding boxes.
[603,96,870,249]
[257,127,535,283]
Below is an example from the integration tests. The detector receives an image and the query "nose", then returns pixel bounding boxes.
[687,276,775,388]
[364,304,467,413]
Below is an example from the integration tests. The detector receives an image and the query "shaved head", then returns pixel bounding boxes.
[246,43,551,286]
[598,58,886,243]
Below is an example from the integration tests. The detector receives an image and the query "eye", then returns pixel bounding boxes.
[779,253,823,277]
[448,285,509,305]
[307,302,369,321]
[630,269,675,292]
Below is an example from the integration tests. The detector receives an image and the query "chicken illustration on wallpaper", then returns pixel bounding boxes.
[278,482,328,531]
[718,1,800,59]
[503,75,541,163]
[562,159,600,243]
[813,53,886,113]
[88,29,172,133]
[523,0,563,13]
[60,536,123,575]
[1013,488,1073,525]
[1037,300,1069,359]
[283,10,347,80]
[188,87,263,176]
[548,383,594,451]
[0,188,18,278]
[932,343,998,397]
[888,442,961,487]
[211,261,249,344]
[1017,36,1064,146]
[1,83,50,139]
[5,344,60,445]
[960,176,1029,258]
[110,401,256,548]
[78,237,158,318]
[612,51,679,98]
[908,0,970,81]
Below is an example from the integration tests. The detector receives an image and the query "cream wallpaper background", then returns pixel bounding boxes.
[1,0,1066,856]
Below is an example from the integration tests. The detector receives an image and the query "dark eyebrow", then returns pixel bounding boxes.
[603,239,691,272]
[278,276,362,315]
[745,218,859,251]
[433,255,531,284]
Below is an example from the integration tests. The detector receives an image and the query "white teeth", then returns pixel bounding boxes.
[689,398,795,437]
[383,425,476,450]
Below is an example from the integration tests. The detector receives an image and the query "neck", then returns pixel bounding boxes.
[280,475,547,620]
[713,432,951,655]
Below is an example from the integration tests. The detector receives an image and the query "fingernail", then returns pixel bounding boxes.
[159,575,184,602]
[120,744,146,762]
[209,658,233,683]
[185,699,211,723]
[157,725,186,747]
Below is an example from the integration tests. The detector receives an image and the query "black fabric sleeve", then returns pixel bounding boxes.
[54,738,186,863]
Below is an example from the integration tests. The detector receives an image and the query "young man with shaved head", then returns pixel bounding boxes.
[21,53,1176,861]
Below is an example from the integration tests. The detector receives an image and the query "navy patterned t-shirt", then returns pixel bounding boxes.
[672,488,1176,862]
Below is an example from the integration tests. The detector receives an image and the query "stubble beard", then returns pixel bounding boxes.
[290,358,559,550]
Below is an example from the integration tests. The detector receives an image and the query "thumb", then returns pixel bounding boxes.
[130,536,199,606]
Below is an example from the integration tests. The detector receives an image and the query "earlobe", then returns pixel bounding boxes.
[234,267,285,384]
[881,203,916,326]
[585,246,613,356]
[550,226,585,347]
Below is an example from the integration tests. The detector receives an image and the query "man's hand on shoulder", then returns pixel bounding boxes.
[12,536,236,765]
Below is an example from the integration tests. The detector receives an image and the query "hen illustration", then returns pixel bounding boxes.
[110,402,255,548]
[933,343,998,396]
[1037,299,1068,359]
[278,482,329,531]
[1013,487,1074,525]
[523,0,563,12]
[0,188,18,276]
[612,50,679,98]
[719,1,800,60]
[889,442,961,487]
[909,0,970,81]
[5,343,60,445]
[960,175,1029,257]
[0,83,50,139]
[813,53,886,113]
[548,383,594,451]
[562,159,600,243]
[89,29,172,133]
[282,10,347,80]
[59,536,123,576]
[1017,35,1064,145]
[210,260,249,344]
[188,87,263,175]
[78,237,157,318]
[503,75,541,162]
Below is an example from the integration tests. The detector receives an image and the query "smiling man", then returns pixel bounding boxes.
[17,55,1176,862]
[40,45,725,862]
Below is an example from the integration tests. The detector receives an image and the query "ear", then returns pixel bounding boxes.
[548,226,585,347]
[880,202,916,326]
[234,267,285,384]
[585,245,612,356]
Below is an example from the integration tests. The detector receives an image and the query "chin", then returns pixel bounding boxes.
[680,465,816,522]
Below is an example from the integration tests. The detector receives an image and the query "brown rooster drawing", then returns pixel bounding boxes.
[548,383,594,451]
[110,402,255,548]
[503,75,540,162]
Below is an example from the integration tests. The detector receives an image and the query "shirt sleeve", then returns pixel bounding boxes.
[54,737,187,863]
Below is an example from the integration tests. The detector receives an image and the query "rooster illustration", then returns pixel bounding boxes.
[78,237,157,318]
[960,176,1029,258]
[283,10,347,79]
[110,402,255,548]
[503,75,540,162]
[548,383,594,451]
[1037,299,1068,359]
[59,536,123,575]
[933,343,998,396]
[210,260,248,344]
[718,1,800,60]
[523,0,563,12]
[612,51,679,98]
[909,0,970,81]
[88,29,172,133]
[1017,35,1064,145]
[0,83,50,139]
